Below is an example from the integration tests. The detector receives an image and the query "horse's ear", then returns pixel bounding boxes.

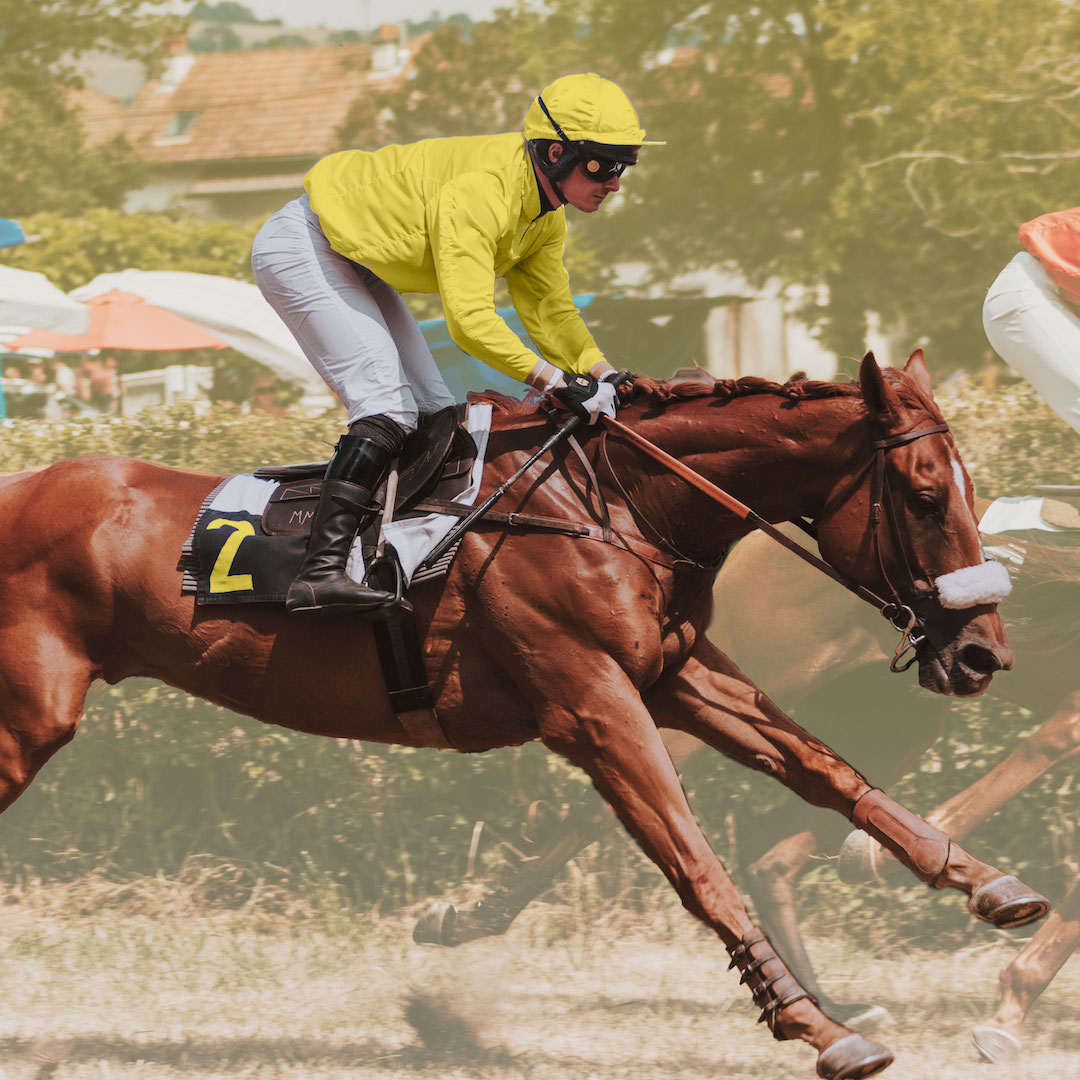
[859,351,901,424]
[903,347,934,398]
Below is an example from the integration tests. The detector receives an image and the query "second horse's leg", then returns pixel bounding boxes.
[415,729,708,946]
[972,875,1080,1062]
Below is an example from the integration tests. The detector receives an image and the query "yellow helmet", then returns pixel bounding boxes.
[523,72,664,147]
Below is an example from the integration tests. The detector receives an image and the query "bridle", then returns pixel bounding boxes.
[804,421,951,670]
[599,416,954,674]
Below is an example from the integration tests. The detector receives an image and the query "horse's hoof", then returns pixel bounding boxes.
[968,875,1051,928]
[837,830,882,884]
[816,1032,894,1079]
[971,1025,1021,1063]
[828,1003,892,1033]
[413,902,458,945]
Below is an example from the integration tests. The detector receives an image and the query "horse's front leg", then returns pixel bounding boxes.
[531,662,894,1080]
[646,636,1050,929]
[838,690,1080,884]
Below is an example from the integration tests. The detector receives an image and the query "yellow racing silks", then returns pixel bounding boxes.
[305,132,605,383]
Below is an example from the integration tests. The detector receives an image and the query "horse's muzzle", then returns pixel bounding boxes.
[915,604,1015,695]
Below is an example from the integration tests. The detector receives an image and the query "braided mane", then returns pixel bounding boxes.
[472,371,863,417]
[624,373,862,405]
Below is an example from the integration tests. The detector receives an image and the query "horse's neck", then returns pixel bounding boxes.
[630,392,866,529]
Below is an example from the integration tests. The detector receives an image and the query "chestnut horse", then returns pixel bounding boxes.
[416,520,1080,1057]
[0,351,1041,1079]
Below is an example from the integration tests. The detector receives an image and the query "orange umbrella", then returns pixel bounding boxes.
[8,289,226,352]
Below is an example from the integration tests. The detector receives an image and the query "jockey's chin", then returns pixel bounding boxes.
[562,173,620,214]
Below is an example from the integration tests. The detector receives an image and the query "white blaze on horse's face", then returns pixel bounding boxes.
[931,452,1011,609]
[950,456,968,506]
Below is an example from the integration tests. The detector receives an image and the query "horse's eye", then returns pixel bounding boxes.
[911,492,940,516]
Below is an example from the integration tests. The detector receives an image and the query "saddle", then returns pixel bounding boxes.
[256,404,477,537]
[182,405,479,750]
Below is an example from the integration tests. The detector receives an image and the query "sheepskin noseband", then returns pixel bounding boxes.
[935,557,1012,610]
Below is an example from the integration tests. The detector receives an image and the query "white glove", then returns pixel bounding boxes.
[553,371,619,424]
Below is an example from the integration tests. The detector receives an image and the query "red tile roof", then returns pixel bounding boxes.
[73,41,423,166]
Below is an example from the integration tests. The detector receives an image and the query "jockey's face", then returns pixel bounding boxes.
[546,143,623,213]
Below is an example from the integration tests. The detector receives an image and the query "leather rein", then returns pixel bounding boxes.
[599,415,952,674]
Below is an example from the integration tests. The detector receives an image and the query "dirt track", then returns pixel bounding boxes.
[0,896,1076,1080]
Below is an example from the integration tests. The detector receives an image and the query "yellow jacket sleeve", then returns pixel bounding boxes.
[505,220,606,377]
[428,174,544,383]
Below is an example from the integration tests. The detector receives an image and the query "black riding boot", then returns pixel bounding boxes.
[285,418,404,617]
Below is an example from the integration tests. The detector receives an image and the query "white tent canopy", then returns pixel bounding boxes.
[70,270,325,392]
[0,264,89,337]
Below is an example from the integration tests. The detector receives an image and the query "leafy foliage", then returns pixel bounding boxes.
[0,0,180,217]
[0,93,147,218]
[3,209,260,292]
[344,0,1080,369]
[190,1,263,24]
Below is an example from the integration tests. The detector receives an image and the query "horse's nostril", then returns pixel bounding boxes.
[959,643,1003,675]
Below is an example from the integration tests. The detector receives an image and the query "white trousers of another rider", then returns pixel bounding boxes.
[252,194,456,431]
[983,251,1080,436]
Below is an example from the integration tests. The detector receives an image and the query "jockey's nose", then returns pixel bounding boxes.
[604,175,620,193]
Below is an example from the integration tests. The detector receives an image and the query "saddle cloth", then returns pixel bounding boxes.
[181,402,492,605]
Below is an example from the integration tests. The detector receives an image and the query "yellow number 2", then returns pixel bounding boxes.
[206,518,256,593]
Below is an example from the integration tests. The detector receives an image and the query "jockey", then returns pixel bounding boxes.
[983,207,1080,434]
[252,72,661,617]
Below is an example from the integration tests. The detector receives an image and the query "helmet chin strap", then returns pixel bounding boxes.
[534,94,581,206]
[528,141,569,207]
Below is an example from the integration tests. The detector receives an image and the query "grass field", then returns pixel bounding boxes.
[0,878,1076,1080]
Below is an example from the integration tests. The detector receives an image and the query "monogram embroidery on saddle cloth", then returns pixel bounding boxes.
[180,403,493,605]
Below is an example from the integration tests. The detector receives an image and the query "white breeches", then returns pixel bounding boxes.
[983,251,1080,436]
[251,195,456,431]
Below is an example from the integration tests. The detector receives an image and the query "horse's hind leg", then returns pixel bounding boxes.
[647,637,1049,929]
[973,876,1080,1061]
[532,666,894,1079]
[0,629,92,813]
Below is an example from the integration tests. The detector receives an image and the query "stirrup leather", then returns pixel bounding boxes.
[726,927,817,1039]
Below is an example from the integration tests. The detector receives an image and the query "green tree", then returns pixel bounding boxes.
[191,1,260,22]
[253,33,313,49]
[4,208,260,291]
[345,0,1080,369]
[0,0,180,216]
[0,92,146,217]
[188,23,244,52]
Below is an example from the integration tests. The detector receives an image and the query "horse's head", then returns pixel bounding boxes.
[815,350,1013,696]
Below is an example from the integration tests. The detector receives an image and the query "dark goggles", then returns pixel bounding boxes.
[579,156,628,183]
